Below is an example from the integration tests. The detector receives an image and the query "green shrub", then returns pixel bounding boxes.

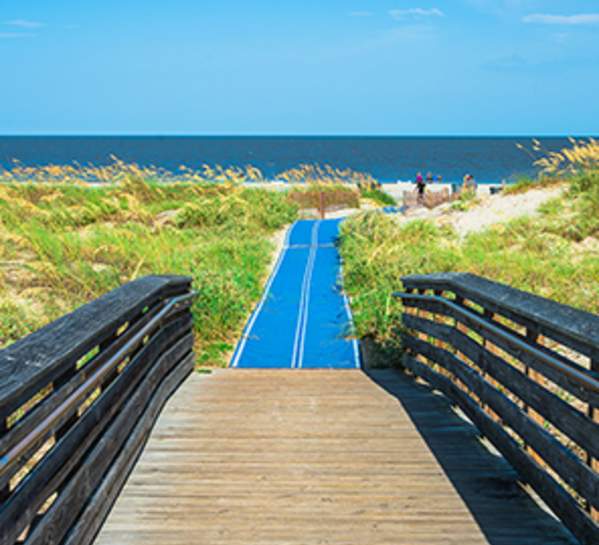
[359,188,396,206]
[339,180,599,345]
[0,181,298,366]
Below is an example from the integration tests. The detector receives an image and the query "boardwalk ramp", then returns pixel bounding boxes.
[95,369,576,544]
[1,243,596,544]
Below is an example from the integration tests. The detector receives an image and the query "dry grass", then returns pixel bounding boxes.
[287,183,361,211]
[340,169,599,344]
[0,177,298,367]
[0,158,380,187]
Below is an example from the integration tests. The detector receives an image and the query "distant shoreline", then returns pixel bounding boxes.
[0,135,574,184]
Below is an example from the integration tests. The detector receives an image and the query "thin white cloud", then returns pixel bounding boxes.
[349,11,373,18]
[523,13,599,25]
[0,32,34,39]
[390,8,444,20]
[4,19,45,29]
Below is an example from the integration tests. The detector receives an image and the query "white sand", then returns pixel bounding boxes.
[392,185,565,237]
[446,186,564,236]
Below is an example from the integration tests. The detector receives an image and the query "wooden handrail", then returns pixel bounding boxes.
[0,292,194,480]
[0,276,196,545]
[396,273,599,545]
[396,292,599,395]
[402,272,599,358]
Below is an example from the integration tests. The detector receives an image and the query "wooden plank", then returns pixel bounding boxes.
[403,313,599,457]
[401,273,599,358]
[403,354,599,545]
[26,338,194,545]
[0,315,192,544]
[0,275,191,421]
[402,299,599,406]
[63,353,194,545]
[95,369,577,545]
[403,333,599,509]
[0,299,171,463]
[0,312,192,492]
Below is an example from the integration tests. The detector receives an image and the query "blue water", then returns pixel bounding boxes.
[231,219,359,369]
[0,135,583,183]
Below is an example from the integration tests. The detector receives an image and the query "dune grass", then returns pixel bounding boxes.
[339,170,599,346]
[359,187,396,206]
[0,178,297,365]
[287,183,361,211]
[286,182,396,212]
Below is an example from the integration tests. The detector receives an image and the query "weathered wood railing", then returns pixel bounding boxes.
[395,273,598,545]
[0,275,195,545]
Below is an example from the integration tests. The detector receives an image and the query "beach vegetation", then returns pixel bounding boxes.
[287,183,360,211]
[0,158,379,188]
[276,163,378,187]
[339,168,599,346]
[449,188,480,211]
[534,137,599,177]
[359,187,396,207]
[0,179,297,367]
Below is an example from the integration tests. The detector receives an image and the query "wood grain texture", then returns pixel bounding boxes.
[402,355,597,545]
[0,275,191,420]
[25,335,194,545]
[0,299,172,463]
[0,316,193,544]
[401,297,598,401]
[402,333,599,510]
[402,315,599,457]
[63,352,195,545]
[401,273,599,357]
[95,369,577,545]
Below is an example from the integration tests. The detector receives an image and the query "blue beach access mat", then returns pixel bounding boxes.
[230,218,360,369]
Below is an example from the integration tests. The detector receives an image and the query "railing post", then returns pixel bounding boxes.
[318,191,325,219]
[0,419,8,502]
[590,356,598,522]
[454,295,468,358]
[417,289,428,343]
[53,364,81,442]
[481,308,496,418]
[525,327,546,467]
[433,291,445,350]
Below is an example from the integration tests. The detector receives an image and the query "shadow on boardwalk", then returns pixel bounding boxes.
[367,368,578,545]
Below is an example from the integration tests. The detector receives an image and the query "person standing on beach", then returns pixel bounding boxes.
[463,173,477,192]
[426,172,433,184]
[415,171,426,204]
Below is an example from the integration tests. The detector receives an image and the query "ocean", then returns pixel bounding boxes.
[0,136,579,184]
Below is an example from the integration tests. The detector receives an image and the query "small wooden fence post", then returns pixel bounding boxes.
[318,191,326,219]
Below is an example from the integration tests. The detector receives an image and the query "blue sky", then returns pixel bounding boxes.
[1,0,598,135]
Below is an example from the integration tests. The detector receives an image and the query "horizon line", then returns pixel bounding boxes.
[0,133,596,138]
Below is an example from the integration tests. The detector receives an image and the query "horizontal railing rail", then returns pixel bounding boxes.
[0,275,195,545]
[402,272,599,360]
[395,273,598,545]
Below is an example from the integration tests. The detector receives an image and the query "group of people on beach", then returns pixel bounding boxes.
[415,172,440,199]
[414,171,477,202]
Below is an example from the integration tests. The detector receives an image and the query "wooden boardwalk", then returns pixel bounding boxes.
[95,369,576,545]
